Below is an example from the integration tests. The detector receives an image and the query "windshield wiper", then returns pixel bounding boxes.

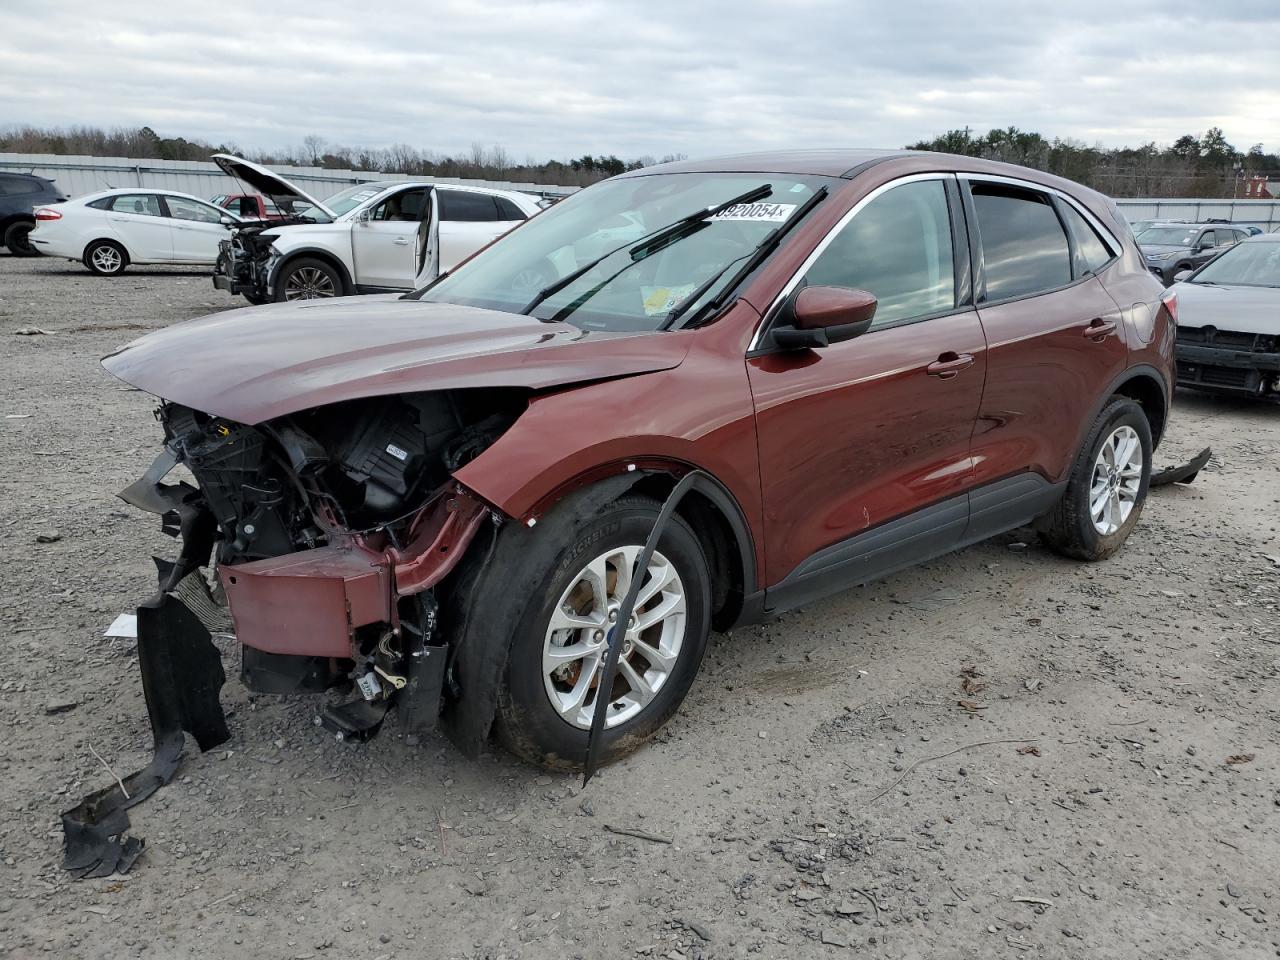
[519,183,772,317]
[662,186,829,330]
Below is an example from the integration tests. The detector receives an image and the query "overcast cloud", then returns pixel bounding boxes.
[2,0,1276,161]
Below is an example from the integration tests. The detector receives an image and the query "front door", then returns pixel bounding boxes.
[748,175,986,598]
[351,187,428,288]
[162,195,231,263]
[106,193,171,261]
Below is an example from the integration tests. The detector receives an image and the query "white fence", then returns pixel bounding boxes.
[1114,198,1280,232]
[0,153,581,202]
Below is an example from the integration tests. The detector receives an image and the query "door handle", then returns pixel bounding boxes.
[392,237,411,245]
[926,352,975,380]
[1083,318,1117,341]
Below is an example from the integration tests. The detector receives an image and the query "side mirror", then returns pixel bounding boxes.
[356,208,372,224]
[771,286,877,350]
[219,215,234,227]
[1173,269,1193,283]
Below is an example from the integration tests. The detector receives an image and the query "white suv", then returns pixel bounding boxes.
[211,155,542,303]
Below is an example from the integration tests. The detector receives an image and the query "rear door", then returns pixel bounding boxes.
[748,175,987,597]
[105,193,172,261]
[963,177,1128,494]
[351,187,429,288]
[162,195,232,262]
[437,189,509,269]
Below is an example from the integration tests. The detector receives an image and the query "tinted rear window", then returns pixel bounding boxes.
[972,184,1071,301]
[1059,203,1114,275]
[439,190,499,222]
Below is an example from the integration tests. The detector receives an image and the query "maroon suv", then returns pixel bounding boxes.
[104,149,1175,770]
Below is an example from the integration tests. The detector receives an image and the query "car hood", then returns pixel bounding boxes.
[1140,244,1190,257]
[1172,281,1280,335]
[101,297,694,424]
[212,154,335,222]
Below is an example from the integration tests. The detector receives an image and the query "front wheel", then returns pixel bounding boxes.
[494,496,712,769]
[273,257,343,302]
[1040,396,1152,561]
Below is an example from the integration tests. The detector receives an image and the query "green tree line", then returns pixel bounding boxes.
[908,126,1278,198]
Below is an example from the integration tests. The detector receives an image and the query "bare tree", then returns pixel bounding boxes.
[302,134,326,166]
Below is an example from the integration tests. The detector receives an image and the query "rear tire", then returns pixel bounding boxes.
[4,220,39,257]
[1040,397,1152,561]
[494,496,712,770]
[83,240,128,276]
[273,257,343,301]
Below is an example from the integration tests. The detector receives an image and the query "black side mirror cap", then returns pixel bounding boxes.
[770,317,872,351]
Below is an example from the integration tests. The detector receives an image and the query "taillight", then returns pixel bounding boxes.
[34,207,62,221]
[1160,290,1177,324]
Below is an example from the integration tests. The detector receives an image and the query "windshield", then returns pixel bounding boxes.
[1137,226,1196,246]
[1190,241,1280,287]
[420,172,835,331]
[323,183,388,218]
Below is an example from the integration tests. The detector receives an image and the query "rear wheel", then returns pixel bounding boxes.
[1040,396,1152,560]
[494,496,712,769]
[4,220,39,257]
[274,257,343,301]
[84,240,128,276]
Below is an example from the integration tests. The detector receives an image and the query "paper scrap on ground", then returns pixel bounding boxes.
[104,613,138,639]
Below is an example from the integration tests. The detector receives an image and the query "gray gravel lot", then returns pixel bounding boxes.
[1,251,1278,959]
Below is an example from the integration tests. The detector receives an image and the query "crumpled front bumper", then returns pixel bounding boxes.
[1176,342,1280,396]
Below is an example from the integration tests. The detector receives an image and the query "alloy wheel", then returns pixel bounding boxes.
[91,245,122,273]
[1089,425,1143,535]
[284,266,337,300]
[542,545,687,730]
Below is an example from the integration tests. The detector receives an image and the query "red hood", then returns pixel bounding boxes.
[102,297,693,424]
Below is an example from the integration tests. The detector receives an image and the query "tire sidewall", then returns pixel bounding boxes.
[1067,398,1153,558]
[5,221,38,257]
[273,257,343,302]
[496,501,711,767]
[84,240,126,276]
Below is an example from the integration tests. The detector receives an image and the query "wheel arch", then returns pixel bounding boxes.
[1110,366,1168,449]
[268,247,355,296]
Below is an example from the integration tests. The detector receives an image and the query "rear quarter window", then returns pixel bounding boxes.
[495,196,527,221]
[1059,202,1115,275]
[971,184,1072,301]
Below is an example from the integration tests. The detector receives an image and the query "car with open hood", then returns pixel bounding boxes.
[1171,233,1280,400]
[210,154,540,304]
[100,148,1175,779]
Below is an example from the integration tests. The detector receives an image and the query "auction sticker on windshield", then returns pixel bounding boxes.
[712,202,797,223]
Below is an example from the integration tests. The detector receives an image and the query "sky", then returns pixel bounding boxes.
[2,0,1277,162]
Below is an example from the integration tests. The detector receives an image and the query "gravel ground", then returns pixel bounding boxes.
[1,252,1278,960]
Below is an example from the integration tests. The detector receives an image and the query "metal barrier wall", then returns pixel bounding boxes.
[0,153,582,202]
[1114,198,1280,232]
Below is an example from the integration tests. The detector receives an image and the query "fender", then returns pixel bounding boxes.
[267,246,355,296]
[1072,363,1170,463]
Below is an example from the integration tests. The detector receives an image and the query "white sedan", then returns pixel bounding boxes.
[29,189,242,275]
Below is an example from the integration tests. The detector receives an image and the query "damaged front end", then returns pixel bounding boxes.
[64,389,522,875]
[213,225,288,301]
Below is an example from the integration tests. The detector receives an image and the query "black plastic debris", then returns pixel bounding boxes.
[1151,446,1212,487]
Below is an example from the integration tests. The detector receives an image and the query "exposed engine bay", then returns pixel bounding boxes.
[213,224,300,302]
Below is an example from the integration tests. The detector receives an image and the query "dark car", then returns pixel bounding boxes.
[101,149,1174,772]
[0,172,64,256]
[1172,233,1280,400]
[1137,222,1250,285]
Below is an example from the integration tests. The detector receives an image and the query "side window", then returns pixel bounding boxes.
[371,188,428,222]
[971,183,1071,301]
[1058,202,1115,275]
[164,196,223,223]
[438,189,500,222]
[236,197,258,217]
[111,194,163,217]
[495,196,527,221]
[0,176,22,196]
[801,179,956,330]
[87,197,114,210]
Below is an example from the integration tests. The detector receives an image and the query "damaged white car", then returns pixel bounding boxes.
[211,155,541,304]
